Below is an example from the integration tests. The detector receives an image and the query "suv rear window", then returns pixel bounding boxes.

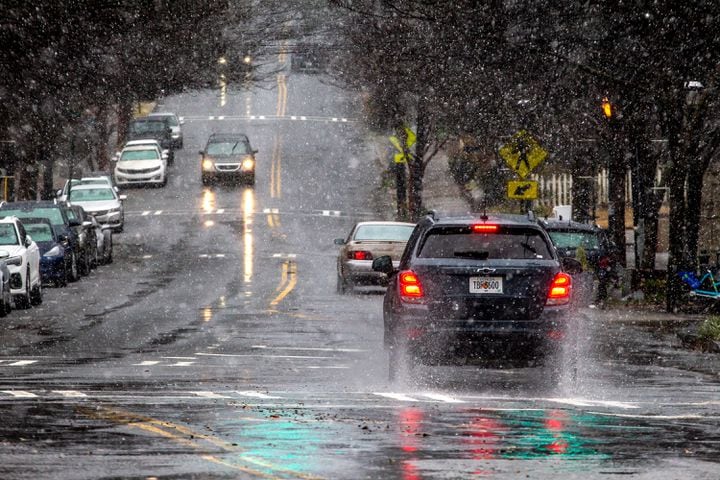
[418,226,552,260]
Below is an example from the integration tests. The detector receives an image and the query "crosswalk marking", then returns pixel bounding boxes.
[170,361,195,367]
[4,360,38,366]
[235,391,281,399]
[135,361,160,366]
[373,392,419,402]
[52,390,87,398]
[191,391,231,399]
[1,390,37,398]
[422,393,465,404]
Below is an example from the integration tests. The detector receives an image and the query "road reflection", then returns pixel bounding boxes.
[396,406,609,478]
[242,187,254,284]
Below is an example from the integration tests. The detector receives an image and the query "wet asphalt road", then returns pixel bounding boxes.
[0,69,719,479]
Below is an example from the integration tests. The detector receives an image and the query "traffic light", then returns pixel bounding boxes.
[601,97,612,119]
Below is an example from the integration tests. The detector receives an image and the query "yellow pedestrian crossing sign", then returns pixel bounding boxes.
[499,130,548,179]
[507,180,538,200]
[389,126,416,164]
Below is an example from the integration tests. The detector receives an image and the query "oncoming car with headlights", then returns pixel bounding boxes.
[372,213,581,381]
[200,133,258,185]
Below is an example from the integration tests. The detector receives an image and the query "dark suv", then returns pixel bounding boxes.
[372,213,579,381]
[540,219,617,304]
[127,116,174,164]
[199,133,258,185]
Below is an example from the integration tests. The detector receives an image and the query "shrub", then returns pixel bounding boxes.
[698,315,720,341]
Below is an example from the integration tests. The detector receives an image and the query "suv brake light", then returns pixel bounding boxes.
[348,251,373,261]
[472,224,498,233]
[399,270,424,301]
[547,272,572,306]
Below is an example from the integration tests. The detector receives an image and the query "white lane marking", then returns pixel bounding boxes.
[142,211,150,216]
[215,254,225,258]
[170,362,195,367]
[208,116,215,120]
[52,390,87,398]
[373,392,420,402]
[142,255,153,259]
[304,366,350,369]
[589,412,713,420]
[290,116,297,120]
[332,117,338,122]
[259,115,266,120]
[251,345,366,353]
[300,116,307,121]
[6,360,37,366]
[341,118,348,122]
[235,391,281,399]
[135,361,160,366]
[263,208,280,214]
[218,116,225,120]
[162,357,197,360]
[191,391,230,399]
[154,210,163,215]
[272,253,297,259]
[422,393,465,404]
[195,352,333,360]
[545,397,639,410]
[1,390,37,398]
[216,209,225,214]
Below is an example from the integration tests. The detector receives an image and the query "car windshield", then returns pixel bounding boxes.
[0,224,18,246]
[120,149,159,161]
[152,115,178,126]
[129,121,166,135]
[206,141,250,155]
[548,231,600,250]
[24,223,53,242]
[0,208,64,226]
[418,227,552,260]
[69,188,115,201]
[354,224,414,242]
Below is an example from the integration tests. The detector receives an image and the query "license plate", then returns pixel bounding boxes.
[469,276,503,294]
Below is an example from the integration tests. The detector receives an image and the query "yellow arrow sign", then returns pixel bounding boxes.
[499,130,548,179]
[507,180,538,200]
[389,126,416,164]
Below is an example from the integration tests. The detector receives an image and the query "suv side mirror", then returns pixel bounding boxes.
[561,257,583,275]
[333,238,345,246]
[25,235,33,247]
[372,255,394,276]
[179,117,185,125]
[68,218,81,227]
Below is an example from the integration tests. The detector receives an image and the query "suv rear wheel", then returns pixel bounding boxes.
[15,269,32,309]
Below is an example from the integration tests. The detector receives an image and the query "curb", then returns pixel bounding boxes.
[677,331,720,353]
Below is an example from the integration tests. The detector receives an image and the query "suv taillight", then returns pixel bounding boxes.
[348,250,373,261]
[546,272,572,306]
[399,270,424,301]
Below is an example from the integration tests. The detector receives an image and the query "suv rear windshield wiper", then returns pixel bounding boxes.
[453,251,489,260]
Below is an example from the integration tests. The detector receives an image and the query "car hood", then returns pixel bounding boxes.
[0,245,24,257]
[35,240,62,256]
[115,160,163,170]
[70,200,120,212]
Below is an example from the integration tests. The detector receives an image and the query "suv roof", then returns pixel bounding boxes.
[207,133,249,142]
[540,219,602,232]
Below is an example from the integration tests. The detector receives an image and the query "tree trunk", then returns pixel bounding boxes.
[665,139,689,313]
[408,98,430,221]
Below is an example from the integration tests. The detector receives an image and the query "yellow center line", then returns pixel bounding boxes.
[270,134,282,199]
[80,406,324,480]
[270,260,297,307]
[274,261,289,293]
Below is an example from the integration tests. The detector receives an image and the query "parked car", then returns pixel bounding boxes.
[199,133,258,185]
[334,221,416,294]
[0,216,42,308]
[113,144,168,188]
[65,205,98,273]
[372,212,580,381]
[66,183,126,233]
[117,139,169,164]
[127,116,175,164]
[0,256,12,316]
[21,217,74,287]
[148,112,184,149]
[540,219,618,305]
[0,201,81,284]
[57,174,119,203]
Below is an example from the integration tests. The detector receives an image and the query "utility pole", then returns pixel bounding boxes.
[602,97,627,269]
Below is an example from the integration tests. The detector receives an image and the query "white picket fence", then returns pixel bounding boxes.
[530,169,667,207]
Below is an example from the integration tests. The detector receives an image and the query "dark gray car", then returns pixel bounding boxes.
[373,213,579,381]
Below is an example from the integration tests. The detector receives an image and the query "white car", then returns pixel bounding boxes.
[148,112,184,149]
[0,217,42,309]
[113,145,168,187]
[57,176,118,203]
[113,139,169,163]
[66,184,126,233]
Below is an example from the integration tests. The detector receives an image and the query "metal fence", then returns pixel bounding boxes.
[531,169,667,207]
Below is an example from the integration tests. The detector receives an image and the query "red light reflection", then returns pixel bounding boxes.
[398,408,424,453]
